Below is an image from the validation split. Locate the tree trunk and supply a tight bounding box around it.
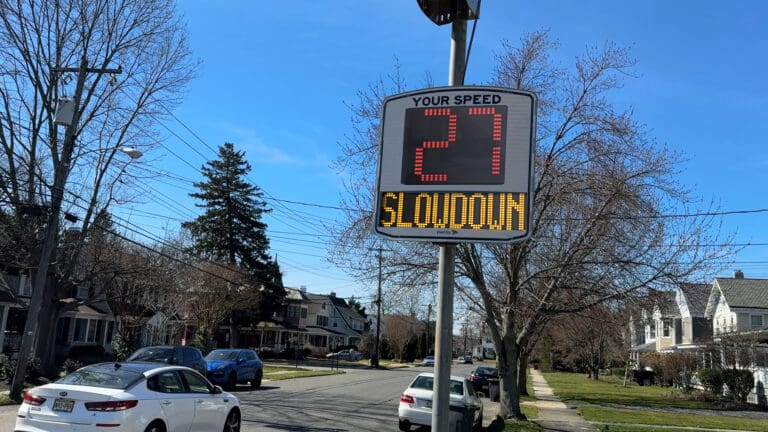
[497,339,526,419]
[518,354,529,396]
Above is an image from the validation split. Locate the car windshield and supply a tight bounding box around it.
[57,365,143,389]
[478,367,498,376]
[410,376,464,395]
[206,350,239,361]
[128,347,173,362]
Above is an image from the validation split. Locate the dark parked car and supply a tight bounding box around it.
[468,366,499,395]
[205,348,264,390]
[126,345,207,375]
[630,368,656,386]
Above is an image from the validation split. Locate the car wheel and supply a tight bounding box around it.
[223,408,241,432]
[251,370,262,389]
[398,419,410,431]
[144,420,166,432]
[226,372,237,391]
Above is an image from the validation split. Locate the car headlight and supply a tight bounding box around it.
[216,364,229,371]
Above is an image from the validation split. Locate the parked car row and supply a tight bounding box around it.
[15,362,241,432]
[15,344,268,431]
[125,345,264,390]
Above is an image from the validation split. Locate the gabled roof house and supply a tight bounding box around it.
[705,271,768,337]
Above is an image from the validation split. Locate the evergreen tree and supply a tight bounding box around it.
[183,142,284,319]
[184,144,275,276]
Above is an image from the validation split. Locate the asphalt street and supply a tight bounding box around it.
[0,362,486,432]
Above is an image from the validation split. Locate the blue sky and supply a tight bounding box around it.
[116,1,768,302]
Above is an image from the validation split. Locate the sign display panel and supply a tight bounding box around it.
[374,86,535,242]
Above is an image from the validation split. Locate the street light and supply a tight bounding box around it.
[119,146,142,159]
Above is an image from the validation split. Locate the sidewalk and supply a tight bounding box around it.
[528,368,595,432]
[0,403,17,432]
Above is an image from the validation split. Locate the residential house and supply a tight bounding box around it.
[305,292,364,352]
[704,271,768,404]
[704,272,768,337]
[0,270,118,360]
[630,283,712,361]
[243,287,366,354]
[247,286,310,350]
[0,271,20,354]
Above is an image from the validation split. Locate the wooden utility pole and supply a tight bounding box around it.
[10,58,121,400]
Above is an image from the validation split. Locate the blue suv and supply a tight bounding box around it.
[205,348,264,390]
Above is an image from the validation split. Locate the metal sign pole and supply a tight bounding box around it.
[431,17,466,432]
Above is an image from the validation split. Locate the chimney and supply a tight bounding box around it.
[734,269,745,279]
[299,285,307,293]
[329,291,336,298]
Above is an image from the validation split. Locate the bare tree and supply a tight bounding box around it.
[180,261,257,354]
[0,0,197,399]
[548,305,626,380]
[383,314,419,361]
[331,30,732,419]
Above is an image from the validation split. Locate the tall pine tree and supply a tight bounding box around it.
[183,142,284,325]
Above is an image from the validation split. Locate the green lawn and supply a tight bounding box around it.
[542,372,768,431]
[541,372,710,409]
[263,365,344,380]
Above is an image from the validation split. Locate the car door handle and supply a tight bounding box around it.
[161,400,172,406]
[196,399,204,404]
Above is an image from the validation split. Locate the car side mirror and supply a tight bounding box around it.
[237,359,245,364]
[212,385,223,394]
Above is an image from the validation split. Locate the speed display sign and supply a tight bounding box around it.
[374,86,536,242]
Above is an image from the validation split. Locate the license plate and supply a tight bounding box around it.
[52,398,74,412]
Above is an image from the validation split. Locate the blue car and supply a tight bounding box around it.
[205,348,264,390]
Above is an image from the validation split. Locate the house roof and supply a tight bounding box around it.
[678,283,710,317]
[284,287,308,301]
[713,277,768,310]
[647,290,678,319]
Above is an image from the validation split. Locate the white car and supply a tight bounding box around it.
[15,362,241,432]
[398,372,483,431]
[421,356,435,366]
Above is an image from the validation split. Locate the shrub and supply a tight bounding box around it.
[60,358,83,376]
[0,355,42,384]
[723,368,754,403]
[111,334,136,361]
[698,368,724,397]
[191,330,215,355]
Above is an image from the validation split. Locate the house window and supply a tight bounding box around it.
[56,318,71,344]
[751,314,764,329]
[87,320,98,342]
[73,318,103,343]
[106,322,114,344]
[301,308,307,318]
[317,315,329,327]
[649,323,656,339]
[74,318,87,342]
[662,319,672,338]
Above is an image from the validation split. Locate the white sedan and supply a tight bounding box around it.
[15,362,241,432]
[398,372,483,431]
